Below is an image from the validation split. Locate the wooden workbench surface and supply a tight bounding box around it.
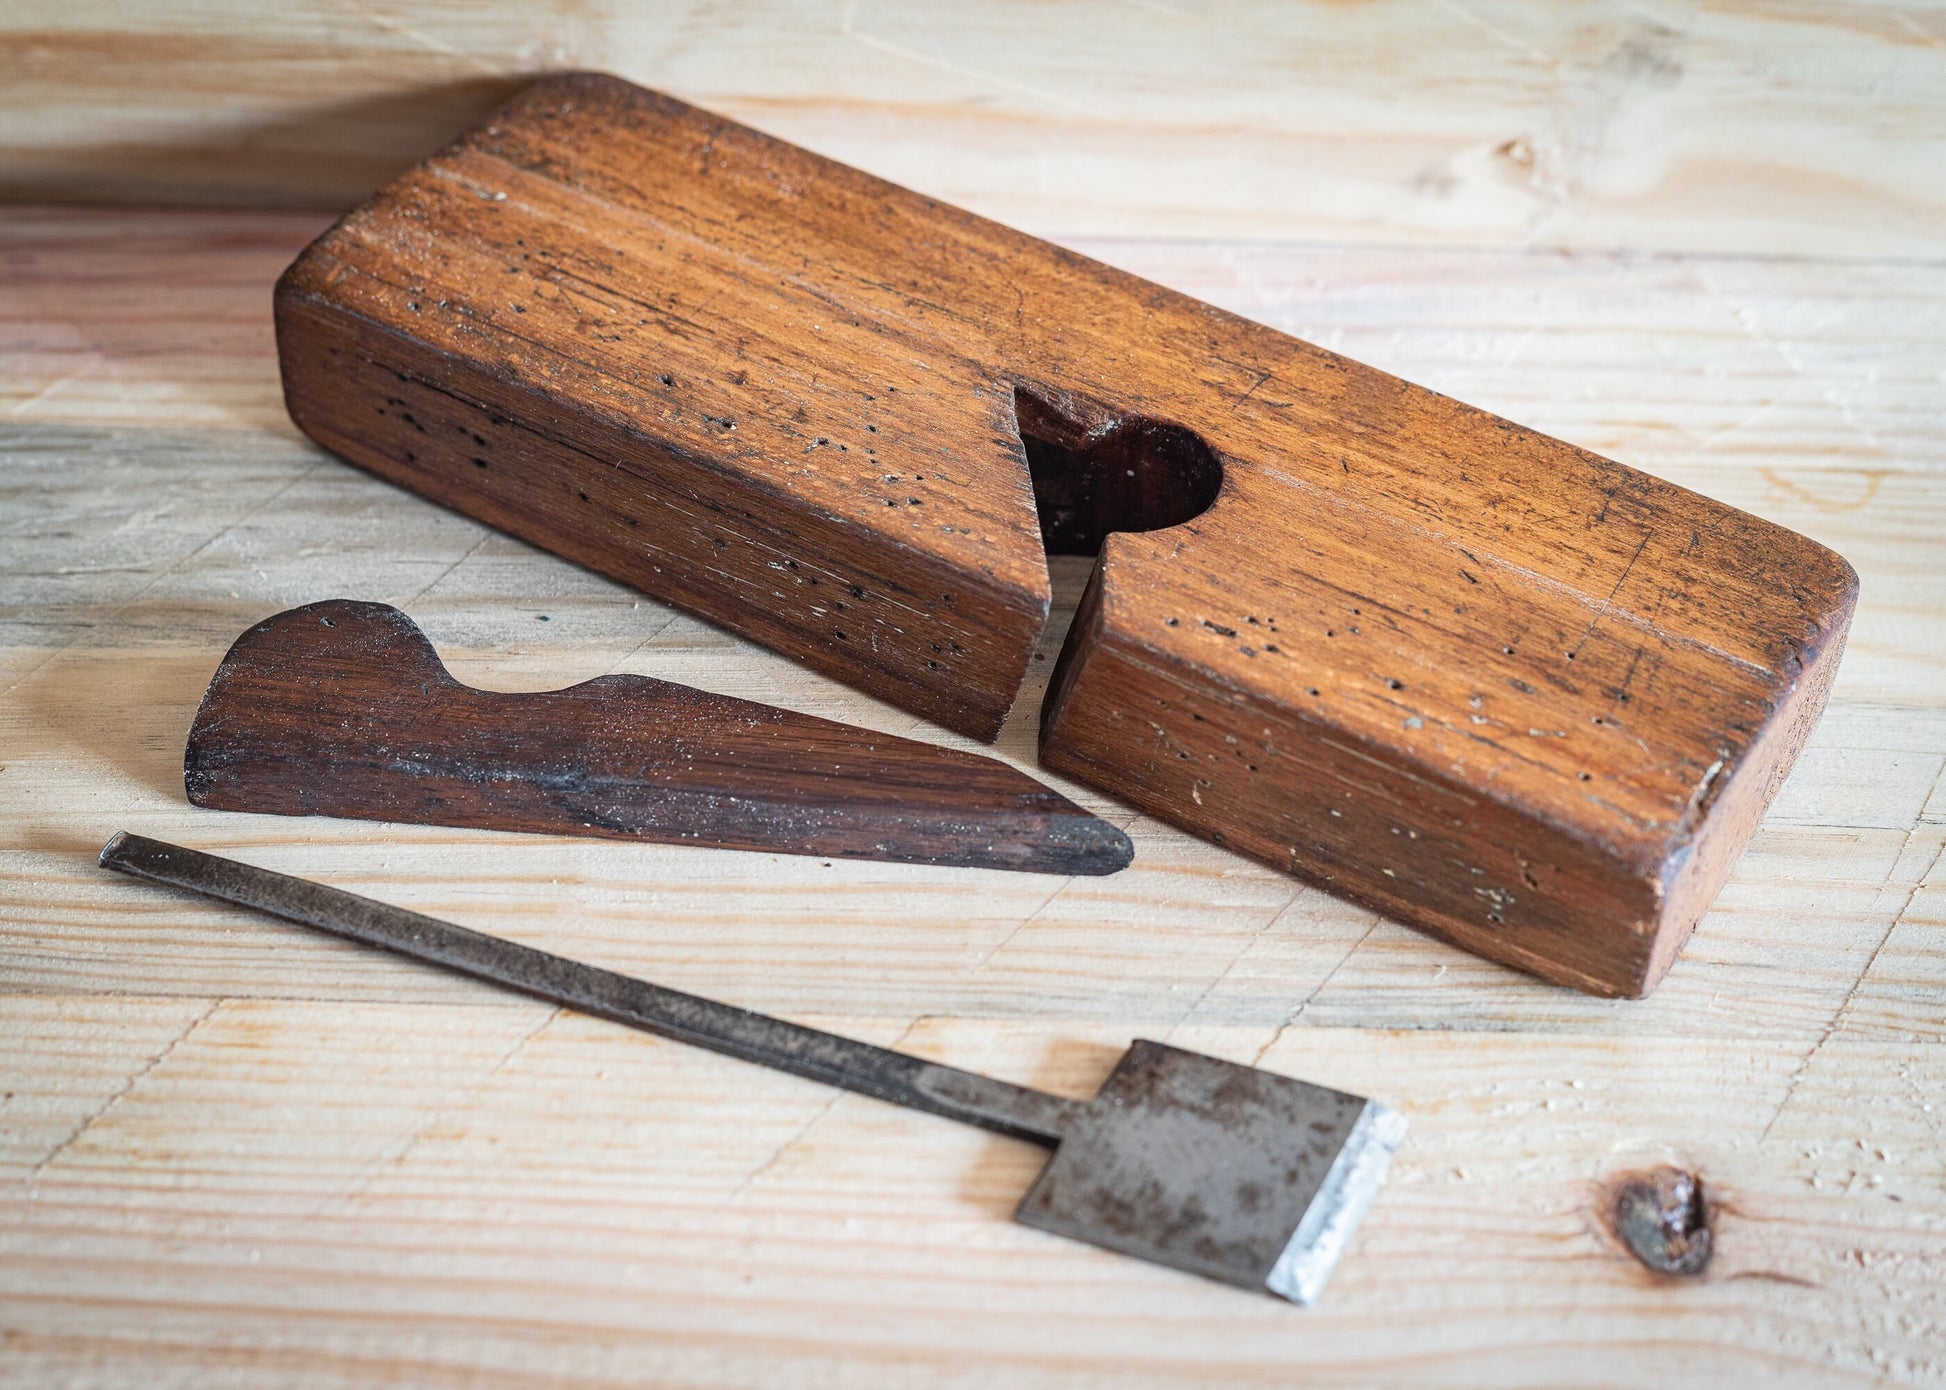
[3,7,1943,1384]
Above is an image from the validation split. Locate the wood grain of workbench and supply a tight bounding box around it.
[5,2,1944,259]
[3,9,1945,1380]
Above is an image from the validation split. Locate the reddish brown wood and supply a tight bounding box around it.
[273,74,1856,995]
[184,601,1131,875]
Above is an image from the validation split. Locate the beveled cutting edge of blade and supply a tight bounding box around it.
[1265,1100,1407,1305]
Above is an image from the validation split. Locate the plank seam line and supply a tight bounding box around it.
[1759,823,1946,1145]
[973,878,1075,970]
[308,1003,562,1216]
[1158,881,1312,1044]
[1249,911,1384,1067]
[397,529,495,609]
[590,608,691,680]
[7,368,84,420]
[728,1012,930,1198]
[22,996,223,1191]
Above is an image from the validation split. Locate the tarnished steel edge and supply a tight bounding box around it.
[1266,1101,1408,1305]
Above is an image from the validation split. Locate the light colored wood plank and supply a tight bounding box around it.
[1824,834,1946,1045]
[5,1005,1942,1387]
[0,209,319,431]
[3,3,1944,258]
[4,203,1944,1384]
[0,995,218,1181]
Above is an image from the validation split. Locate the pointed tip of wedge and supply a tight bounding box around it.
[1054,813,1134,876]
[893,806,1131,876]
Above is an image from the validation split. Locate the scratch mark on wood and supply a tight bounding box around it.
[311,1004,560,1215]
[23,997,222,1189]
[1248,911,1382,1066]
[728,1015,929,1199]
[1567,529,1651,662]
[1762,831,1946,1144]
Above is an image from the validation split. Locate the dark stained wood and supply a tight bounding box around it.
[274,74,1857,996]
[184,601,1132,876]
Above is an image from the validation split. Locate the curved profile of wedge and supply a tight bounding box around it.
[273,73,1855,994]
[185,601,1131,876]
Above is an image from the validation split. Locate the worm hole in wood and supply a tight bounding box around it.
[1013,386,1222,557]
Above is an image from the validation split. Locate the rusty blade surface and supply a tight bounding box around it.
[185,601,1132,875]
[99,832,1401,1303]
[1016,1039,1405,1306]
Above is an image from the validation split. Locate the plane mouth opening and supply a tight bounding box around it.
[1013,386,1223,557]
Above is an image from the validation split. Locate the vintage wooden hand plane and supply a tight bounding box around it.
[274,73,1855,997]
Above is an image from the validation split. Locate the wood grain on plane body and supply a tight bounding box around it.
[275,74,1856,996]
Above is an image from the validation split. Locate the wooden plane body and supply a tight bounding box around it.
[275,74,1855,995]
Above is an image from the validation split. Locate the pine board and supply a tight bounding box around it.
[3,2,1945,259]
[2,193,1943,1386]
